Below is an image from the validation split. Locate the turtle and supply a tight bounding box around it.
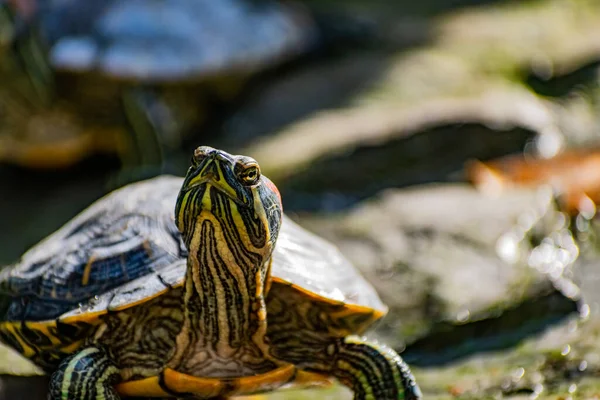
[0,0,317,171]
[0,146,422,400]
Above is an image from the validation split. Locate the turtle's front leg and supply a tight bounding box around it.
[49,346,122,400]
[331,335,421,400]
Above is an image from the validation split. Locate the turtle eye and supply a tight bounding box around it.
[235,160,261,186]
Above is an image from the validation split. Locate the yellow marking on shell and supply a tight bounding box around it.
[1,322,36,358]
[61,278,381,328]
[271,278,387,318]
[160,364,296,397]
[0,320,87,359]
[60,275,382,328]
[116,376,171,397]
[60,310,109,325]
[62,340,85,354]
[81,255,96,286]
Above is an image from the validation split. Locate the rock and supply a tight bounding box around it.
[271,122,535,211]
[571,218,600,311]
[412,313,600,399]
[0,343,41,376]
[295,183,578,362]
[211,0,600,211]
[0,344,45,400]
[231,68,549,190]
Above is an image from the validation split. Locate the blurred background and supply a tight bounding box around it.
[2,0,600,398]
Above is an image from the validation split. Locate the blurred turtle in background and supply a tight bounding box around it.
[0,0,318,177]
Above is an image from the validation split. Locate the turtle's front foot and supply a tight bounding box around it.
[49,346,121,400]
[333,336,421,400]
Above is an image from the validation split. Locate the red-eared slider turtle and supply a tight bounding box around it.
[0,146,421,399]
[0,0,316,170]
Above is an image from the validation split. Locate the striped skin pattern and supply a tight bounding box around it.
[49,346,121,400]
[92,289,184,380]
[335,337,422,400]
[266,283,422,400]
[169,147,283,377]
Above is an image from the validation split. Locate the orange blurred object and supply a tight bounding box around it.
[447,384,465,396]
[466,150,600,216]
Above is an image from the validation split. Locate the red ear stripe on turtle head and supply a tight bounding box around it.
[264,178,282,212]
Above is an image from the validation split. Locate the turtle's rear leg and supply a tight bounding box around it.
[49,346,121,400]
[272,334,421,400]
[332,336,421,400]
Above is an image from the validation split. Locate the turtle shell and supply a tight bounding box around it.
[0,176,385,324]
[0,176,185,321]
[0,175,386,372]
[11,0,317,81]
[0,0,318,169]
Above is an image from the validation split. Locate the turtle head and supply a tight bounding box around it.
[175,146,283,262]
